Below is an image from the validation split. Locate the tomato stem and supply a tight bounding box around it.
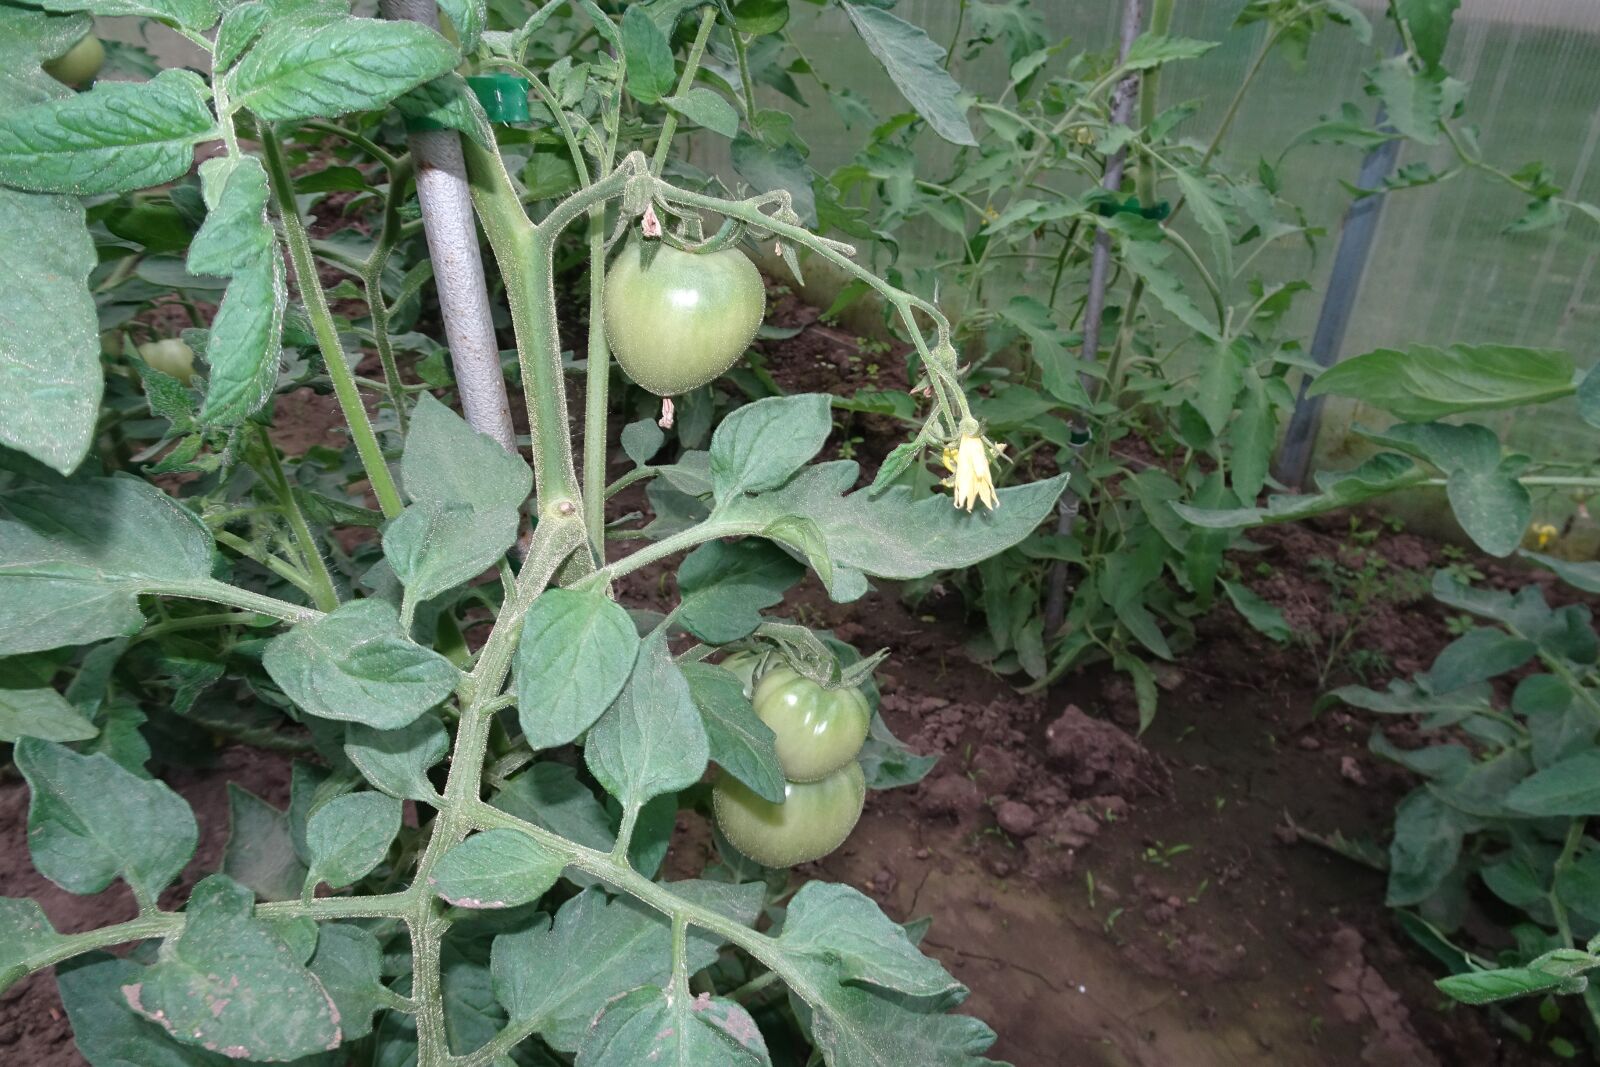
[260,126,406,520]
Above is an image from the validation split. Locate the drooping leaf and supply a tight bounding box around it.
[124,875,341,1061]
[779,882,961,1000]
[676,539,804,643]
[308,923,387,1042]
[187,154,273,277]
[431,829,566,909]
[223,784,307,903]
[16,737,197,905]
[0,187,101,474]
[0,474,215,654]
[682,661,785,803]
[304,790,402,889]
[491,882,763,1053]
[841,3,975,146]
[228,15,458,122]
[0,686,96,742]
[1425,627,1536,693]
[1309,343,1574,421]
[198,249,286,427]
[35,0,219,31]
[0,69,215,195]
[1219,579,1289,642]
[384,393,532,608]
[1386,791,1464,907]
[718,463,1067,594]
[584,635,709,814]
[263,598,460,729]
[515,587,639,750]
[344,714,449,801]
[395,73,493,149]
[1365,57,1457,144]
[709,393,835,502]
[0,897,62,994]
[1173,453,1422,531]
[577,986,769,1066]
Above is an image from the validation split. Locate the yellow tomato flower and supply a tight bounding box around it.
[1531,522,1558,550]
[943,434,1000,512]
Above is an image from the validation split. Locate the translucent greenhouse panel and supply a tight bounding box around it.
[685,0,1598,538]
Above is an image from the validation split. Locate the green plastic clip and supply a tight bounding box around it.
[467,73,531,125]
[1092,196,1171,221]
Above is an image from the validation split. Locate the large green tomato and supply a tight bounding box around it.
[44,35,104,88]
[753,666,870,782]
[717,650,769,699]
[713,762,865,868]
[601,239,765,396]
[138,339,196,383]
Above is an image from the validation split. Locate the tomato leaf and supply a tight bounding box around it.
[0,69,215,195]
[0,897,62,995]
[515,587,640,750]
[682,662,785,803]
[124,875,342,1061]
[621,5,675,104]
[15,737,198,906]
[842,3,976,147]
[384,393,532,611]
[431,829,565,909]
[227,15,457,122]
[0,687,97,743]
[223,784,307,904]
[344,714,450,801]
[710,393,835,501]
[263,598,460,729]
[1309,343,1575,421]
[676,539,804,644]
[584,635,709,813]
[578,986,769,1066]
[304,791,402,890]
[491,882,762,1053]
[0,188,101,475]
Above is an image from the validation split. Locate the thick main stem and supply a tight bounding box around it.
[260,127,406,520]
[459,141,627,507]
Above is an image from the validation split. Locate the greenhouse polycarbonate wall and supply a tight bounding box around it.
[689,0,1599,530]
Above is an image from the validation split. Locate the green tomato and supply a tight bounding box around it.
[753,666,870,782]
[713,762,865,868]
[717,650,768,699]
[44,35,104,88]
[138,339,196,383]
[601,239,765,397]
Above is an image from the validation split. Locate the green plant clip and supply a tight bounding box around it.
[1092,195,1170,221]
[463,73,532,126]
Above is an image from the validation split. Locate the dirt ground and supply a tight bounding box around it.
[1,269,1583,1065]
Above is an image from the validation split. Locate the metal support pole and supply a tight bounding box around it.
[380,0,518,456]
[1272,94,1404,488]
[1042,0,1145,636]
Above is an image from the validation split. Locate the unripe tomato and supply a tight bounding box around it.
[718,650,768,698]
[713,762,865,868]
[601,239,765,396]
[44,35,104,88]
[139,339,196,383]
[753,666,870,782]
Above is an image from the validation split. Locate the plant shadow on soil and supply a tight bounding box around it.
[0,274,1581,1065]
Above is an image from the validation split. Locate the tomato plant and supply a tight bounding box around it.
[752,665,870,782]
[603,238,766,397]
[0,2,1065,1064]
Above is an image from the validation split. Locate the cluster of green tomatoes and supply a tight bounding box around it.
[714,653,874,868]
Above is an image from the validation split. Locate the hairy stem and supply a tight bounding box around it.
[260,127,405,519]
